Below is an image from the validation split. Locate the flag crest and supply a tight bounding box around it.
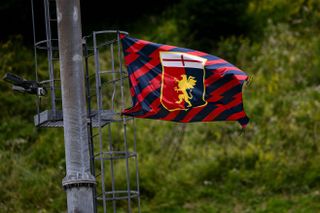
[160,52,207,111]
[120,34,250,127]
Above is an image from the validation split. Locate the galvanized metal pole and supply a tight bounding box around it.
[56,0,96,212]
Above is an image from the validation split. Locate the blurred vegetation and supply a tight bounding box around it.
[1,0,320,212]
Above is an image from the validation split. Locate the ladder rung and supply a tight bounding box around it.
[91,133,99,138]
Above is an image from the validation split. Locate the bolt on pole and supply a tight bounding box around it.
[56,0,96,212]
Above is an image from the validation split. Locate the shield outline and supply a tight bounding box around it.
[159,51,208,111]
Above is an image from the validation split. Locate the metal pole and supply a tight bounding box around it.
[56,0,96,212]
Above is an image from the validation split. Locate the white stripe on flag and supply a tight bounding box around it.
[160,52,207,69]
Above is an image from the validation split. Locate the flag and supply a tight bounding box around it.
[120,34,249,127]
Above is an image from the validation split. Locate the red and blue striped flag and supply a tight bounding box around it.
[120,34,249,127]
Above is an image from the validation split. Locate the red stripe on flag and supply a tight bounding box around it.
[136,75,161,102]
[124,39,152,65]
[124,53,140,66]
[186,51,208,57]
[161,110,180,121]
[132,58,160,79]
[149,98,161,111]
[226,111,246,121]
[137,99,161,118]
[160,45,177,51]
[206,59,228,65]
[129,86,135,97]
[119,34,126,39]
[148,45,176,58]
[131,39,152,48]
[202,93,243,121]
[129,74,139,88]
[122,102,142,114]
[125,41,149,53]
[206,78,240,102]
[215,66,242,72]
[205,67,240,86]
[180,107,204,122]
[234,75,248,81]
[205,73,223,86]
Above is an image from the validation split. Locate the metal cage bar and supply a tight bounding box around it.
[109,43,117,212]
[118,32,132,212]
[93,32,108,212]
[43,0,57,115]
[84,39,98,213]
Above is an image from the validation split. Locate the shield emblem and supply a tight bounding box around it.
[160,52,208,111]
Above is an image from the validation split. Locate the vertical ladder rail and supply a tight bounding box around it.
[111,43,117,111]
[43,0,57,116]
[133,118,141,212]
[84,38,98,213]
[93,32,107,212]
[107,124,117,213]
[109,43,117,213]
[117,31,132,213]
[31,0,41,125]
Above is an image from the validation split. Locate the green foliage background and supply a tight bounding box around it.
[1,0,320,212]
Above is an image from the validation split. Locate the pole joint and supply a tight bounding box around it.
[62,171,96,190]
